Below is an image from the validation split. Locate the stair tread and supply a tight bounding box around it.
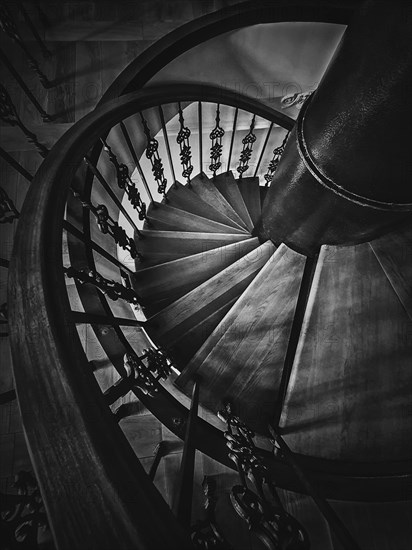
[165,181,248,230]
[134,237,259,302]
[136,231,251,270]
[145,240,275,349]
[236,176,262,226]
[213,172,254,231]
[176,244,306,431]
[168,297,238,370]
[146,202,248,235]
[280,243,412,462]
[369,221,412,320]
[189,173,249,231]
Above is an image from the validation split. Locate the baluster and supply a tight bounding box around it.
[0,146,33,182]
[191,476,231,550]
[101,138,148,222]
[268,425,362,550]
[281,91,313,110]
[264,130,290,187]
[227,107,238,174]
[0,186,20,224]
[198,102,203,175]
[71,188,142,260]
[158,105,177,188]
[125,349,171,396]
[172,379,200,526]
[64,266,141,306]
[237,114,257,178]
[0,84,49,157]
[148,441,169,481]
[254,122,273,177]
[19,3,52,59]
[209,103,224,179]
[140,112,167,199]
[176,102,193,187]
[218,402,310,550]
[0,4,53,88]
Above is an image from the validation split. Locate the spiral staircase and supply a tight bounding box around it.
[1,1,412,550]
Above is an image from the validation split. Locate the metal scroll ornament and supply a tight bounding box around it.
[209,104,225,177]
[264,130,290,187]
[191,476,232,550]
[65,266,141,306]
[140,113,167,197]
[0,470,52,549]
[124,348,172,397]
[0,185,20,224]
[236,114,257,177]
[101,139,147,220]
[218,403,310,550]
[177,102,194,185]
[72,189,141,260]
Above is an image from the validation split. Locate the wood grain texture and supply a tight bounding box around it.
[166,181,248,229]
[281,243,412,461]
[146,241,275,348]
[134,237,258,302]
[237,176,262,226]
[135,230,250,269]
[213,172,254,231]
[190,173,248,231]
[177,243,306,433]
[146,201,247,234]
[369,220,412,321]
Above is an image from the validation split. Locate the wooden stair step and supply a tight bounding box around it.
[189,173,249,231]
[135,231,251,270]
[146,202,248,234]
[145,240,276,349]
[134,237,260,303]
[213,172,254,231]
[280,243,412,462]
[369,221,412,320]
[236,176,262,226]
[176,244,306,432]
[165,181,248,230]
[168,297,238,370]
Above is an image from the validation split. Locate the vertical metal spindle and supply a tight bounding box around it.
[236,114,257,179]
[254,122,273,177]
[158,105,177,188]
[227,107,238,174]
[176,102,194,187]
[172,379,200,526]
[209,103,225,179]
[269,426,362,550]
[0,146,33,182]
[119,121,154,206]
[149,441,169,481]
[198,101,203,175]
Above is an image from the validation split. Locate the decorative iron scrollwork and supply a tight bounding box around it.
[218,402,310,550]
[264,130,290,187]
[101,139,147,221]
[65,266,141,306]
[140,113,167,197]
[237,115,256,177]
[191,477,231,550]
[0,4,52,88]
[124,347,172,397]
[0,186,19,224]
[0,470,51,549]
[0,84,48,157]
[281,92,313,110]
[177,102,194,185]
[209,104,225,177]
[72,189,141,260]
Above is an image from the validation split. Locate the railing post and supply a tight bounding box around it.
[269,425,362,550]
[172,379,200,526]
[149,441,169,481]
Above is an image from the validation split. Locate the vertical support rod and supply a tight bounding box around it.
[0,147,32,182]
[19,3,52,58]
[198,102,202,175]
[268,426,362,550]
[253,122,273,177]
[158,105,177,186]
[172,379,200,526]
[149,441,168,481]
[227,107,238,174]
